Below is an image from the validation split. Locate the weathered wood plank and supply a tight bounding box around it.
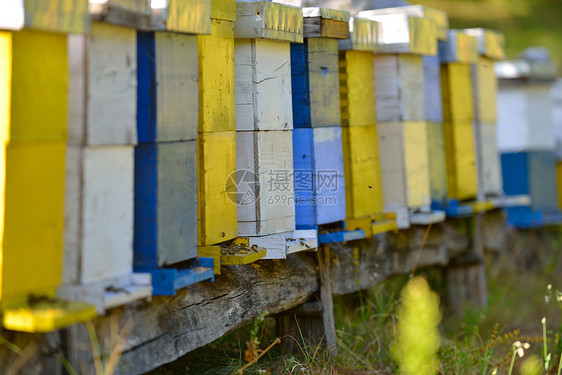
[377,121,431,210]
[1,214,485,374]
[374,54,426,122]
[68,254,319,374]
[137,31,199,142]
[237,130,295,236]
[134,141,198,269]
[234,39,293,131]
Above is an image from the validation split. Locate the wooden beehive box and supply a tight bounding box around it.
[497,82,555,153]
[198,18,236,132]
[443,120,478,200]
[1,31,65,302]
[291,38,341,127]
[440,62,475,123]
[198,131,238,245]
[356,11,437,55]
[0,30,99,331]
[339,48,377,127]
[341,126,383,219]
[293,126,346,227]
[377,121,431,210]
[150,0,212,34]
[68,22,137,145]
[60,23,152,313]
[234,39,293,131]
[374,54,426,122]
[501,151,559,212]
[134,141,198,269]
[2,141,66,310]
[137,31,199,142]
[471,54,503,198]
[0,0,88,33]
[237,130,295,236]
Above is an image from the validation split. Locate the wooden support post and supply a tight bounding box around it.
[277,246,337,355]
[446,215,488,312]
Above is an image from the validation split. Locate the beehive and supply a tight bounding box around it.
[68,22,137,145]
[234,39,293,131]
[198,19,235,132]
[137,31,199,142]
[497,82,555,152]
[471,55,503,198]
[291,37,341,128]
[501,151,558,212]
[293,127,346,227]
[197,131,237,245]
[377,122,431,209]
[134,141,198,269]
[441,62,478,200]
[63,145,135,285]
[374,54,426,122]
[237,130,295,236]
[197,1,238,247]
[341,126,383,218]
[339,49,376,127]
[60,24,152,312]
[443,120,478,200]
[0,30,67,310]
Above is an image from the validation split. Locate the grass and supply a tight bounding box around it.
[147,227,562,374]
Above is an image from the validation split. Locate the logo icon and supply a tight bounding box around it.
[226,169,260,206]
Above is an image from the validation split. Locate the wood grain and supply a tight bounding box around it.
[11,30,67,142]
[63,145,134,286]
[197,131,237,245]
[342,126,384,219]
[198,20,235,132]
[134,141,198,270]
[137,31,199,143]
[374,54,425,122]
[3,141,66,309]
[236,130,295,236]
[339,50,376,127]
[234,39,293,131]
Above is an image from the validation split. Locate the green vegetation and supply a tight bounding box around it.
[148,229,562,374]
[415,0,562,72]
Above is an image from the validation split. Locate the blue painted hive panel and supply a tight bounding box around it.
[137,31,199,143]
[293,126,346,227]
[423,54,443,124]
[501,151,559,211]
[134,141,198,270]
[290,38,341,128]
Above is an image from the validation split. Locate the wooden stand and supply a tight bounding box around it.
[276,246,336,355]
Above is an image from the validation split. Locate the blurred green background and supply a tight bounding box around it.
[415,0,562,72]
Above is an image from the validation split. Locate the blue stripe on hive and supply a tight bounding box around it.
[137,32,157,143]
[290,42,312,128]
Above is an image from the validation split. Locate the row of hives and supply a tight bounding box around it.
[0,0,556,333]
